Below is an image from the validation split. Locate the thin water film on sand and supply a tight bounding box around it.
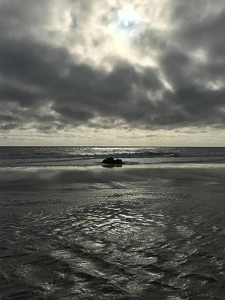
[0,167,225,299]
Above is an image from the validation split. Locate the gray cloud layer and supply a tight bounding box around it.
[0,0,225,134]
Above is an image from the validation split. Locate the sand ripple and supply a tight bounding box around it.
[0,190,225,300]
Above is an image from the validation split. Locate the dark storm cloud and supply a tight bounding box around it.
[171,0,225,69]
[0,83,44,107]
[1,0,225,133]
[0,113,20,131]
[0,38,70,88]
[0,34,164,130]
[159,49,193,89]
[172,1,225,49]
[54,106,94,124]
[0,35,225,132]
[157,87,225,129]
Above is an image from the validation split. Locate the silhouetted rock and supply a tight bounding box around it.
[102,157,123,165]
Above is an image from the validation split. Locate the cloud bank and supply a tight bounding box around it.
[0,0,225,145]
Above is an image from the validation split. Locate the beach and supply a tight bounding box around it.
[0,164,225,299]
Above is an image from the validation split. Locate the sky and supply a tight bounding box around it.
[1,0,225,146]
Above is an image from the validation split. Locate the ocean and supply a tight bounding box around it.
[1,146,225,167]
[0,147,225,299]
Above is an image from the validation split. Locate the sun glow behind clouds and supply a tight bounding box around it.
[45,0,173,70]
[118,9,138,26]
[106,0,173,67]
[115,8,141,40]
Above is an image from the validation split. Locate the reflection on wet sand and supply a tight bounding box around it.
[0,166,225,299]
[102,164,123,168]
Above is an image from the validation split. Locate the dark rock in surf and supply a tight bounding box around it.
[102,157,123,165]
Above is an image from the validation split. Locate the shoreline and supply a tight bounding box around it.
[1,163,225,184]
[1,163,225,203]
[1,161,225,169]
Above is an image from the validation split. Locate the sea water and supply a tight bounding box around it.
[1,146,225,167]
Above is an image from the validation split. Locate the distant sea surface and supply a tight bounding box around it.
[1,146,225,167]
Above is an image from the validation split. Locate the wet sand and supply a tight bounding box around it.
[0,164,225,299]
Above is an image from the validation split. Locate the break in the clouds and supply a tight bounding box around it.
[1,0,225,145]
